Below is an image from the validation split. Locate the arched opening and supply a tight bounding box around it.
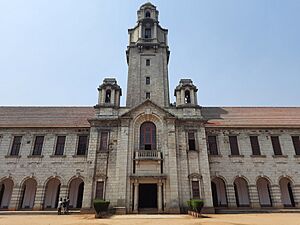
[43,178,61,209]
[19,178,37,209]
[234,177,250,207]
[68,178,84,209]
[145,11,151,18]
[184,90,191,103]
[211,178,228,207]
[105,89,111,103]
[140,122,156,150]
[279,177,295,207]
[257,177,272,207]
[0,178,14,209]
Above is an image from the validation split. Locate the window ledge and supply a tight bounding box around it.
[250,155,267,158]
[187,149,198,152]
[208,154,222,157]
[72,155,87,158]
[5,155,21,158]
[272,155,288,158]
[228,155,244,158]
[27,155,44,158]
[50,155,66,158]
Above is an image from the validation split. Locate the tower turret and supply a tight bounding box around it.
[174,79,199,107]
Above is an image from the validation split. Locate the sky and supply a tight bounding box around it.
[0,0,299,107]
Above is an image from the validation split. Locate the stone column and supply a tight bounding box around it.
[190,89,195,104]
[181,89,185,104]
[59,185,68,200]
[153,22,157,39]
[33,185,44,210]
[248,184,260,208]
[133,182,139,213]
[166,119,180,213]
[157,181,163,213]
[226,184,237,207]
[271,185,283,208]
[111,89,115,105]
[81,127,98,212]
[138,23,142,39]
[8,185,21,210]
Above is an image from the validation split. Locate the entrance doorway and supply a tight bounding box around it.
[139,184,157,209]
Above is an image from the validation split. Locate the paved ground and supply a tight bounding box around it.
[0,213,300,225]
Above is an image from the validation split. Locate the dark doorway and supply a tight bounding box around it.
[211,182,218,207]
[288,182,295,207]
[0,184,5,207]
[76,182,84,208]
[139,184,157,208]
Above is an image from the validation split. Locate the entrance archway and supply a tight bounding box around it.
[19,178,37,209]
[138,184,157,209]
[234,177,250,207]
[257,177,272,207]
[43,178,61,209]
[279,177,295,207]
[68,178,84,209]
[0,178,14,209]
[211,177,227,207]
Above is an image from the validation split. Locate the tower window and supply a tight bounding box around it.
[145,11,151,18]
[105,90,111,103]
[184,90,191,103]
[188,132,196,150]
[32,136,44,155]
[145,28,151,38]
[146,77,150,85]
[146,92,150,99]
[140,122,156,150]
[146,59,150,66]
[250,136,261,155]
[54,136,66,155]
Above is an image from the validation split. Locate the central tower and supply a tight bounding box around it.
[126,3,170,108]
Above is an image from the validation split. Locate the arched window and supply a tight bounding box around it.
[140,122,156,150]
[105,90,111,103]
[185,90,191,103]
[144,28,151,38]
[145,11,151,18]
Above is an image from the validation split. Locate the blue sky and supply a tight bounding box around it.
[0,0,299,106]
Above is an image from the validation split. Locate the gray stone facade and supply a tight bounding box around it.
[0,3,300,214]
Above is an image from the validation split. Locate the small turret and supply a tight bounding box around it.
[97,78,122,107]
[174,79,198,107]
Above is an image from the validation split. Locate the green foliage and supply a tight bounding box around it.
[93,199,110,214]
[188,199,204,213]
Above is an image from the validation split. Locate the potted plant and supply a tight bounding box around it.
[93,199,110,218]
[190,199,204,213]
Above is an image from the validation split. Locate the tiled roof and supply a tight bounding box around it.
[202,107,300,128]
[0,107,94,128]
[0,106,299,128]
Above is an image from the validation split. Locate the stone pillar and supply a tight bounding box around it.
[271,185,283,208]
[294,185,300,208]
[181,89,185,105]
[190,89,195,104]
[33,185,44,210]
[248,184,260,208]
[115,119,130,213]
[81,127,98,212]
[154,22,157,39]
[8,185,20,210]
[138,23,142,39]
[226,184,237,207]
[133,182,139,213]
[157,181,163,213]
[166,119,180,213]
[198,127,214,213]
[111,89,115,105]
[59,185,68,200]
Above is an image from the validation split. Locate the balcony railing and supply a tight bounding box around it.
[135,150,161,160]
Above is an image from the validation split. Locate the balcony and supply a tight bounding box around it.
[134,150,162,160]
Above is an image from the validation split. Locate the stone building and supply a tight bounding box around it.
[0,2,300,214]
